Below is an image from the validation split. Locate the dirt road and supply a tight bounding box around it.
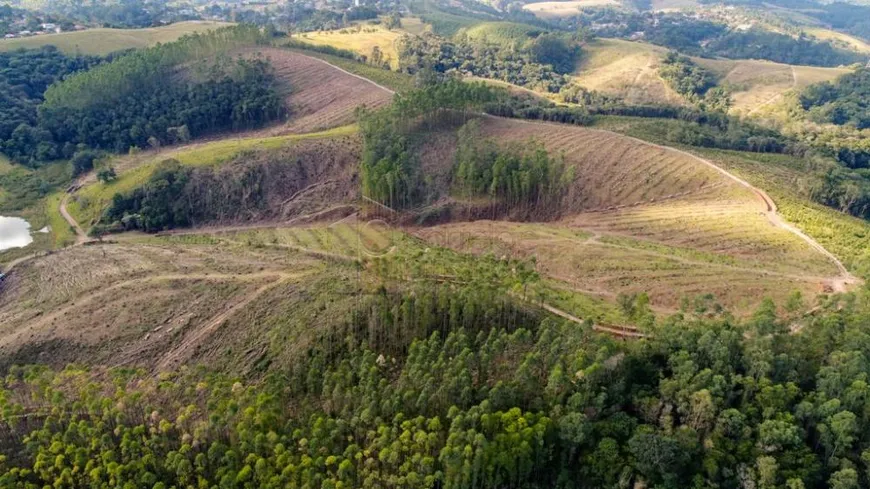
[60,193,90,245]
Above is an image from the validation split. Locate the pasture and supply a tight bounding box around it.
[0,21,232,55]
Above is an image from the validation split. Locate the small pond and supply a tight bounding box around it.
[0,216,33,251]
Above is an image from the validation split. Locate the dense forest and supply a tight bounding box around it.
[0,26,285,166]
[0,278,869,488]
[800,68,870,131]
[453,119,572,215]
[0,47,103,166]
[398,30,580,93]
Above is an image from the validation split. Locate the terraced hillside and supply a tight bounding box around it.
[252,48,394,133]
[416,116,855,314]
[0,21,232,55]
[572,39,684,105]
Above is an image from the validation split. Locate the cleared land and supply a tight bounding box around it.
[67,125,358,230]
[523,0,620,19]
[294,25,402,69]
[416,116,851,314]
[0,21,232,55]
[573,39,685,105]
[694,58,850,116]
[255,48,394,133]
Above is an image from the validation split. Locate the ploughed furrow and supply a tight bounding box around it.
[478,118,723,212]
[237,47,392,134]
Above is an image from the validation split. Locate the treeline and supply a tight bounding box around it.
[454,119,572,215]
[398,30,580,93]
[0,46,103,166]
[3,26,284,165]
[358,81,500,209]
[800,68,870,130]
[2,281,870,488]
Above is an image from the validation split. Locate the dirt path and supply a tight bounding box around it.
[155,272,302,371]
[298,53,397,96]
[746,65,797,117]
[1,272,289,349]
[60,193,90,245]
[490,115,859,289]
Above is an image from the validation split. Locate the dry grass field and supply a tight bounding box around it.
[804,27,870,54]
[0,21,232,55]
[523,0,621,19]
[695,58,850,116]
[293,25,402,69]
[572,39,685,105]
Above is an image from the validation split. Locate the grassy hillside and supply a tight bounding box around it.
[0,21,232,55]
[460,21,544,47]
[804,27,870,54]
[572,38,684,105]
[591,115,870,278]
[293,25,402,69]
[693,57,850,117]
[67,126,356,230]
[522,0,621,19]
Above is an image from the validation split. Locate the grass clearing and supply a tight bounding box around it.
[0,21,232,55]
[573,39,683,105]
[523,0,620,19]
[460,22,544,47]
[294,25,402,69]
[68,125,357,229]
[804,27,870,54]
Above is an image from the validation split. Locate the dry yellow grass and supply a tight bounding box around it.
[522,0,619,19]
[573,39,685,105]
[294,25,402,69]
[694,58,849,117]
[804,27,870,54]
[0,21,232,55]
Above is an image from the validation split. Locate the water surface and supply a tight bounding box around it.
[0,216,33,251]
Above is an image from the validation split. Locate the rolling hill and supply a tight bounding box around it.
[0,45,864,375]
[0,21,232,55]
[572,38,685,105]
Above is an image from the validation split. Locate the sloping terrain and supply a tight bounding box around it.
[572,39,685,105]
[694,57,850,116]
[415,116,852,313]
[523,0,621,19]
[293,26,402,68]
[253,48,394,133]
[0,21,232,55]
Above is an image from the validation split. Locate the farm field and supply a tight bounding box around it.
[572,39,684,105]
[293,25,402,69]
[0,21,232,55]
[523,0,621,19]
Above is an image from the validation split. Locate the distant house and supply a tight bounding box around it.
[18,30,31,36]
[3,34,15,39]
[40,23,56,30]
